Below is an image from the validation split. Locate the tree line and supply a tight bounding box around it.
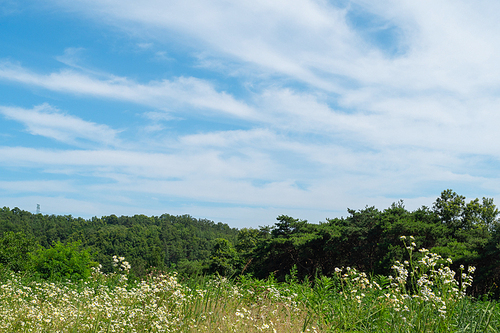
[0,210,238,277]
[1,189,500,297]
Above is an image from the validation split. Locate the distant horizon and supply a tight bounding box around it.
[2,1,499,229]
[2,188,491,228]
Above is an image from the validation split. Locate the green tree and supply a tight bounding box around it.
[29,241,96,281]
[207,238,240,277]
[463,197,499,230]
[0,231,37,273]
[271,215,307,238]
[433,189,466,229]
[433,189,499,232]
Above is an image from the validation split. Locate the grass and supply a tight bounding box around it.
[0,238,499,332]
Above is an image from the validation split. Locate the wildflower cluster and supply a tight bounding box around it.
[382,236,476,322]
[334,266,382,304]
[112,255,131,273]
[0,239,491,332]
[191,275,304,332]
[2,253,320,333]
[0,272,188,332]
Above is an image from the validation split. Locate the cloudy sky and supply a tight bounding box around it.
[1,0,499,228]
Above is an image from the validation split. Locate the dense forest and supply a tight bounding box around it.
[1,189,500,298]
[0,211,238,277]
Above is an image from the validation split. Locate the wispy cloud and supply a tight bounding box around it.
[0,61,255,119]
[40,1,500,155]
[55,47,87,69]
[2,0,500,226]
[0,104,120,146]
[50,0,500,92]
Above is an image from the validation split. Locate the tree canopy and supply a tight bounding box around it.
[1,189,499,297]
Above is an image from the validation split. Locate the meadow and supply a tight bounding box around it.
[1,237,498,333]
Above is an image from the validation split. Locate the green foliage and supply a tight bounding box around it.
[0,231,37,273]
[434,189,467,229]
[0,233,500,332]
[0,209,238,277]
[207,238,241,277]
[2,189,500,299]
[237,190,499,297]
[271,215,307,238]
[29,241,96,281]
[433,190,499,233]
[176,259,206,278]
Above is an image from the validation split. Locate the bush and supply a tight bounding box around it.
[29,241,97,281]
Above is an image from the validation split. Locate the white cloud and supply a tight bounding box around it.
[0,131,497,226]
[3,0,500,226]
[55,47,87,69]
[0,61,255,119]
[49,0,364,91]
[0,104,120,146]
[0,145,276,180]
[39,1,500,152]
[47,0,500,96]
[179,128,275,148]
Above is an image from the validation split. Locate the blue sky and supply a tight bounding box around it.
[1,0,500,228]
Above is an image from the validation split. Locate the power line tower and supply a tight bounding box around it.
[36,204,40,215]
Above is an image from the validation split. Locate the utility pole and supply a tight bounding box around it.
[36,204,40,215]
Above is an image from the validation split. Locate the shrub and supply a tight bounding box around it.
[29,241,97,281]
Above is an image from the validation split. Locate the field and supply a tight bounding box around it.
[1,240,499,333]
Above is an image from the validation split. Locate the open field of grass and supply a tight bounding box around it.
[1,239,499,332]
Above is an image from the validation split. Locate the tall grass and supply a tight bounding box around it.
[0,238,498,332]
